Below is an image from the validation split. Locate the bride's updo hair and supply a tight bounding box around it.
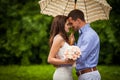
[49,15,68,47]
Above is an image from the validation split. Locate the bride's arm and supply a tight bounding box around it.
[47,35,74,65]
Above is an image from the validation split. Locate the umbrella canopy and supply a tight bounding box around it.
[38,0,112,23]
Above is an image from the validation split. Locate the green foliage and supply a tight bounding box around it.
[91,20,115,65]
[0,0,120,65]
[0,0,52,65]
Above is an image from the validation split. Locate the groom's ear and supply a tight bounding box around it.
[76,18,81,23]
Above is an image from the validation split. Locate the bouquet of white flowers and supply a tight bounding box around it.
[64,46,81,61]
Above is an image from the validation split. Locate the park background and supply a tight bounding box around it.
[0,0,120,80]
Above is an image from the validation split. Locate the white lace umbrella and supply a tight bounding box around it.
[38,0,112,23]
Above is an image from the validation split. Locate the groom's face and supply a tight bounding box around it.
[68,17,79,31]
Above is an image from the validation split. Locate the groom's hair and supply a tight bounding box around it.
[68,9,85,22]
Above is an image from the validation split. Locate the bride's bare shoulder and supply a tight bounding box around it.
[54,34,64,41]
[52,34,65,47]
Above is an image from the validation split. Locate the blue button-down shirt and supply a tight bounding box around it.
[76,24,100,71]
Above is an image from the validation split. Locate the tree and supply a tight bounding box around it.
[91,0,120,65]
[0,0,52,65]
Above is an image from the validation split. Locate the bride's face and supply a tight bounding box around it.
[65,20,71,32]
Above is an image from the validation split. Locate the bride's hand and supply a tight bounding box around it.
[65,58,75,64]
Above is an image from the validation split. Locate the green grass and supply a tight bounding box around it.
[0,65,120,80]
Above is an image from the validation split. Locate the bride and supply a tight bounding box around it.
[48,15,75,80]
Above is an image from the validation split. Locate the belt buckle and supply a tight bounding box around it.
[79,70,81,75]
[91,68,94,71]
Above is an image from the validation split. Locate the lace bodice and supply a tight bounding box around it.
[57,42,70,60]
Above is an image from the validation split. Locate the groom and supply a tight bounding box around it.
[67,9,101,80]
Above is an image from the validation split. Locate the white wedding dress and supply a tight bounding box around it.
[53,42,73,80]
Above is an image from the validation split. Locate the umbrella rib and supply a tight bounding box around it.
[41,0,51,13]
[83,0,88,23]
[99,3,108,19]
[63,0,69,15]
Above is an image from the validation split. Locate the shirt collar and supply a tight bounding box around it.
[79,23,90,34]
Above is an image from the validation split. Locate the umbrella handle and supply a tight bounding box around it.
[75,0,77,4]
[74,0,77,9]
